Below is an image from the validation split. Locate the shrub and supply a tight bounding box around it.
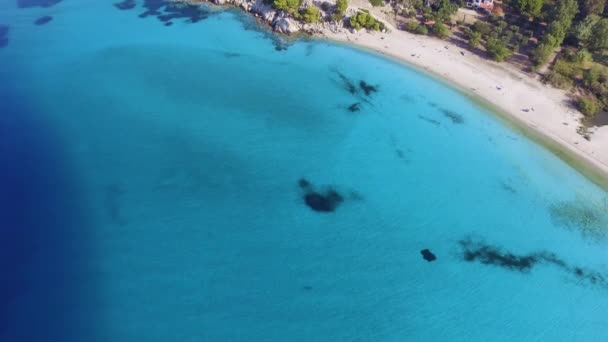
[330,0,348,20]
[554,59,579,77]
[406,21,420,32]
[273,0,301,13]
[577,96,600,116]
[573,49,593,64]
[432,21,450,39]
[369,0,384,6]
[349,12,384,31]
[469,31,482,48]
[415,25,429,35]
[486,38,512,62]
[301,6,320,23]
[473,21,492,36]
[335,0,348,15]
[546,72,574,89]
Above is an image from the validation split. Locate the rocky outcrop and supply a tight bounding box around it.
[272,13,300,34]
[251,0,277,22]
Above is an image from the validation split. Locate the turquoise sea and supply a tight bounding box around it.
[1,1,608,341]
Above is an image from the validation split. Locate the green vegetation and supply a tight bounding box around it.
[369,0,384,6]
[531,0,579,67]
[486,37,512,62]
[273,0,301,14]
[332,0,348,20]
[432,0,457,22]
[580,0,606,16]
[301,6,320,23]
[431,21,449,39]
[590,18,608,51]
[405,20,420,32]
[349,11,385,31]
[468,31,481,48]
[415,24,429,35]
[578,96,601,116]
[514,0,544,17]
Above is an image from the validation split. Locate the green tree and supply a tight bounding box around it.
[574,14,600,46]
[432,21,450,39]
[469,31,482,48]
[273,0,301,13]
[589,19,608,51]
[578,96,600,116]
[486,37,512,62]
[580,0,606,16]
[335,0,348,14]
[473,21,492,36]
[332,0,348,20]
[515,0,544,17]
[415,25,429,35]
[531,0,578,66]
[349,12,384,31]
[434,0,457,21]
[406,21,420,32]
[302,6,320,23]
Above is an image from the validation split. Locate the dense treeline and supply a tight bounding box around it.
[397,0,608,116]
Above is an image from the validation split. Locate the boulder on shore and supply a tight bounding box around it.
[273,16,300,34]
[251,0,276,22]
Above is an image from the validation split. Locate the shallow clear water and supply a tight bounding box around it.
[1,1,608,341]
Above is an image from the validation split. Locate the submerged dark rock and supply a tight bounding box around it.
[298,178,311,190]
[359,81,378,96]
[440,109,465,124]
[164,21,173,26]
[421,249,437,262]
[114,0,136,10]
[418,115,440,126]
[0,25,9,48]
[125,0,212,24]
[335,71,357,94]
[34,16,53,26]
[347,102,361,112]
[298,179,347,213]
[458,237,608,289]
[305,190,344,213]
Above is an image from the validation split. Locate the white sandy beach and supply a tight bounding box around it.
[317,11,608,184]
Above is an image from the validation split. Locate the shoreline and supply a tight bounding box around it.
[176,0,608,190]
[317,27,608,190]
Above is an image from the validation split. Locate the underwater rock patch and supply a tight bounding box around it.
[549,198,608,239]
[127,0,212,24]
[114,0,136,10]
[347,102,361,113]
[304,190,343,213]
[359,81,378,96]
[421,249,437,262]
[440,109,465,124]
[34,16,53,26]
[334,70,357,95]
[298,178,346,213]
[0,25,8,48]
[417,115,440,126]
[17,0,61,8]
[458,237,608,289]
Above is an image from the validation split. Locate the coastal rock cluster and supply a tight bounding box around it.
[179,0,342,34]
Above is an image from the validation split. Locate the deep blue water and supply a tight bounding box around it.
[1,1,608,341]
